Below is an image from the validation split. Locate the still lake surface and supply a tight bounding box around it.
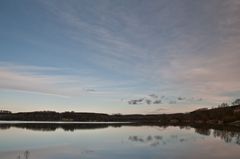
[0,123,240,159]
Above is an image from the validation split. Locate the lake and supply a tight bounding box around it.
[0,123,240,159]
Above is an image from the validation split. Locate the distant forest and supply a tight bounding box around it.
[0,99,240,125]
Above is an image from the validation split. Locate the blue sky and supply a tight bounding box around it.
[0,0,240,114]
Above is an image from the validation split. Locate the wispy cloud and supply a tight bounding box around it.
[0,62,147,101]
[0,64,80,97]
[1,0,240,113]
[40,0,240,106]
[0,63,132,98]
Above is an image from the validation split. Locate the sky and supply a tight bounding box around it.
[0,0,240,114]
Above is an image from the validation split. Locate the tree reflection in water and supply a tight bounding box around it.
[213,129,240,145]
[193,126,240,145]
[16,150,30,159]
[128,126,240,147]
[195,127,211,136]
[0,123,239,147]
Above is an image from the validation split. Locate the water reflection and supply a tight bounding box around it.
[128,134,194,147]
[128,135,163,147]
[213,129,240,145]
[128,125,240,146]
[1,123,240,146]
[14,149,94,159]
[16,150,30,159]
[1,123,240,159]
[192,126,240,145]
[195,127,211,136]
[0,123,122,131]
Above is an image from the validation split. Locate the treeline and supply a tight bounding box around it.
[0,99,240,125]
[163,105,240,124]
[0,111,170,122]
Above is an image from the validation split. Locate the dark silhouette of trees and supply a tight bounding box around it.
[232,99,240,106]
[218,103,229,108]
[0,98,240,125]
[0,110,11,114]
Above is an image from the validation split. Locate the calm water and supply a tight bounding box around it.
[0,123,240,159]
